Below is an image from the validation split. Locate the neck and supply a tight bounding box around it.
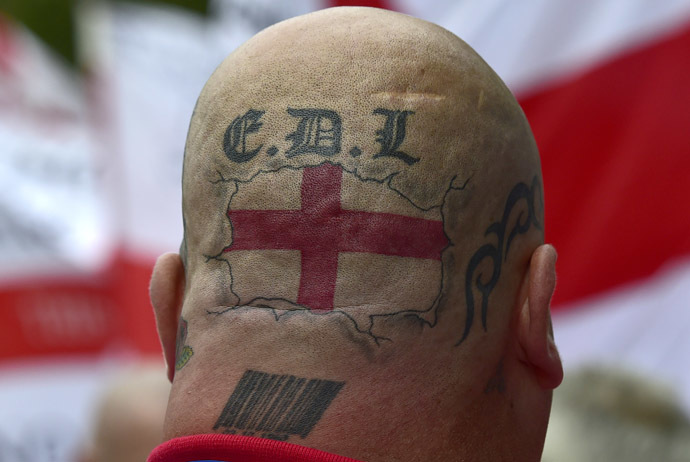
[164,303,544,461]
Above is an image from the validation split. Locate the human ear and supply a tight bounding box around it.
[149,253,186,383]
[518,244,564,389]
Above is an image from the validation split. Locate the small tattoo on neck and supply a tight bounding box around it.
[484,359,506,394]
[175,317,194,371]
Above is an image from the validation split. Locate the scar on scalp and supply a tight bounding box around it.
[477,89,485,111]
[373,91,445,102]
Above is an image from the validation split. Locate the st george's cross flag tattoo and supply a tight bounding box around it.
[210,160,454,343]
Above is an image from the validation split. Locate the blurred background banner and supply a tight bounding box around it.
[0,0,689,460]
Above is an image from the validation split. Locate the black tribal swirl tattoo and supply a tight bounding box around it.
[458,176,543,345]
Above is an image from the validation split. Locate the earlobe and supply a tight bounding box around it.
[150,253,186,383]
[518,244,564,389]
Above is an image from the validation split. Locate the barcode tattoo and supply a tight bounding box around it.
[214,370,345,441]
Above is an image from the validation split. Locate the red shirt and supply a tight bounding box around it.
[147,434,364,462]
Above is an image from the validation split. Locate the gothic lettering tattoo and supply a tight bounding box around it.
[220,106,417,164]
[214,370,345,441]
[223,109,265,163]
[373,108,418,165]
[285,108,342,157]
[175,317,194,371]
[459,177,543,345]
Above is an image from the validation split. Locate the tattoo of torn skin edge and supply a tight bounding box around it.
[214,370,345,441]
[175,317,194,371]
[204,161,471,347]
[459,176,543,345]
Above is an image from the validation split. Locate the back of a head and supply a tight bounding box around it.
[150,7,563,462]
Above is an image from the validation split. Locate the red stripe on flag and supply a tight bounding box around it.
[519,21,690,307]
[299,164,342,309]
[0,253,160,362]
[225,163,447,310]
[0,281,116,361]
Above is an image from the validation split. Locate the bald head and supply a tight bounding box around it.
[151,7,561,462]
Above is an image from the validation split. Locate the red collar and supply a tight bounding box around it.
[147,434,364,462]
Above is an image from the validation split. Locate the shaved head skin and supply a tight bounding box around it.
[150,7,563,462]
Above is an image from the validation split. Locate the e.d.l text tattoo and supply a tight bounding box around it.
[221,107,414,164]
